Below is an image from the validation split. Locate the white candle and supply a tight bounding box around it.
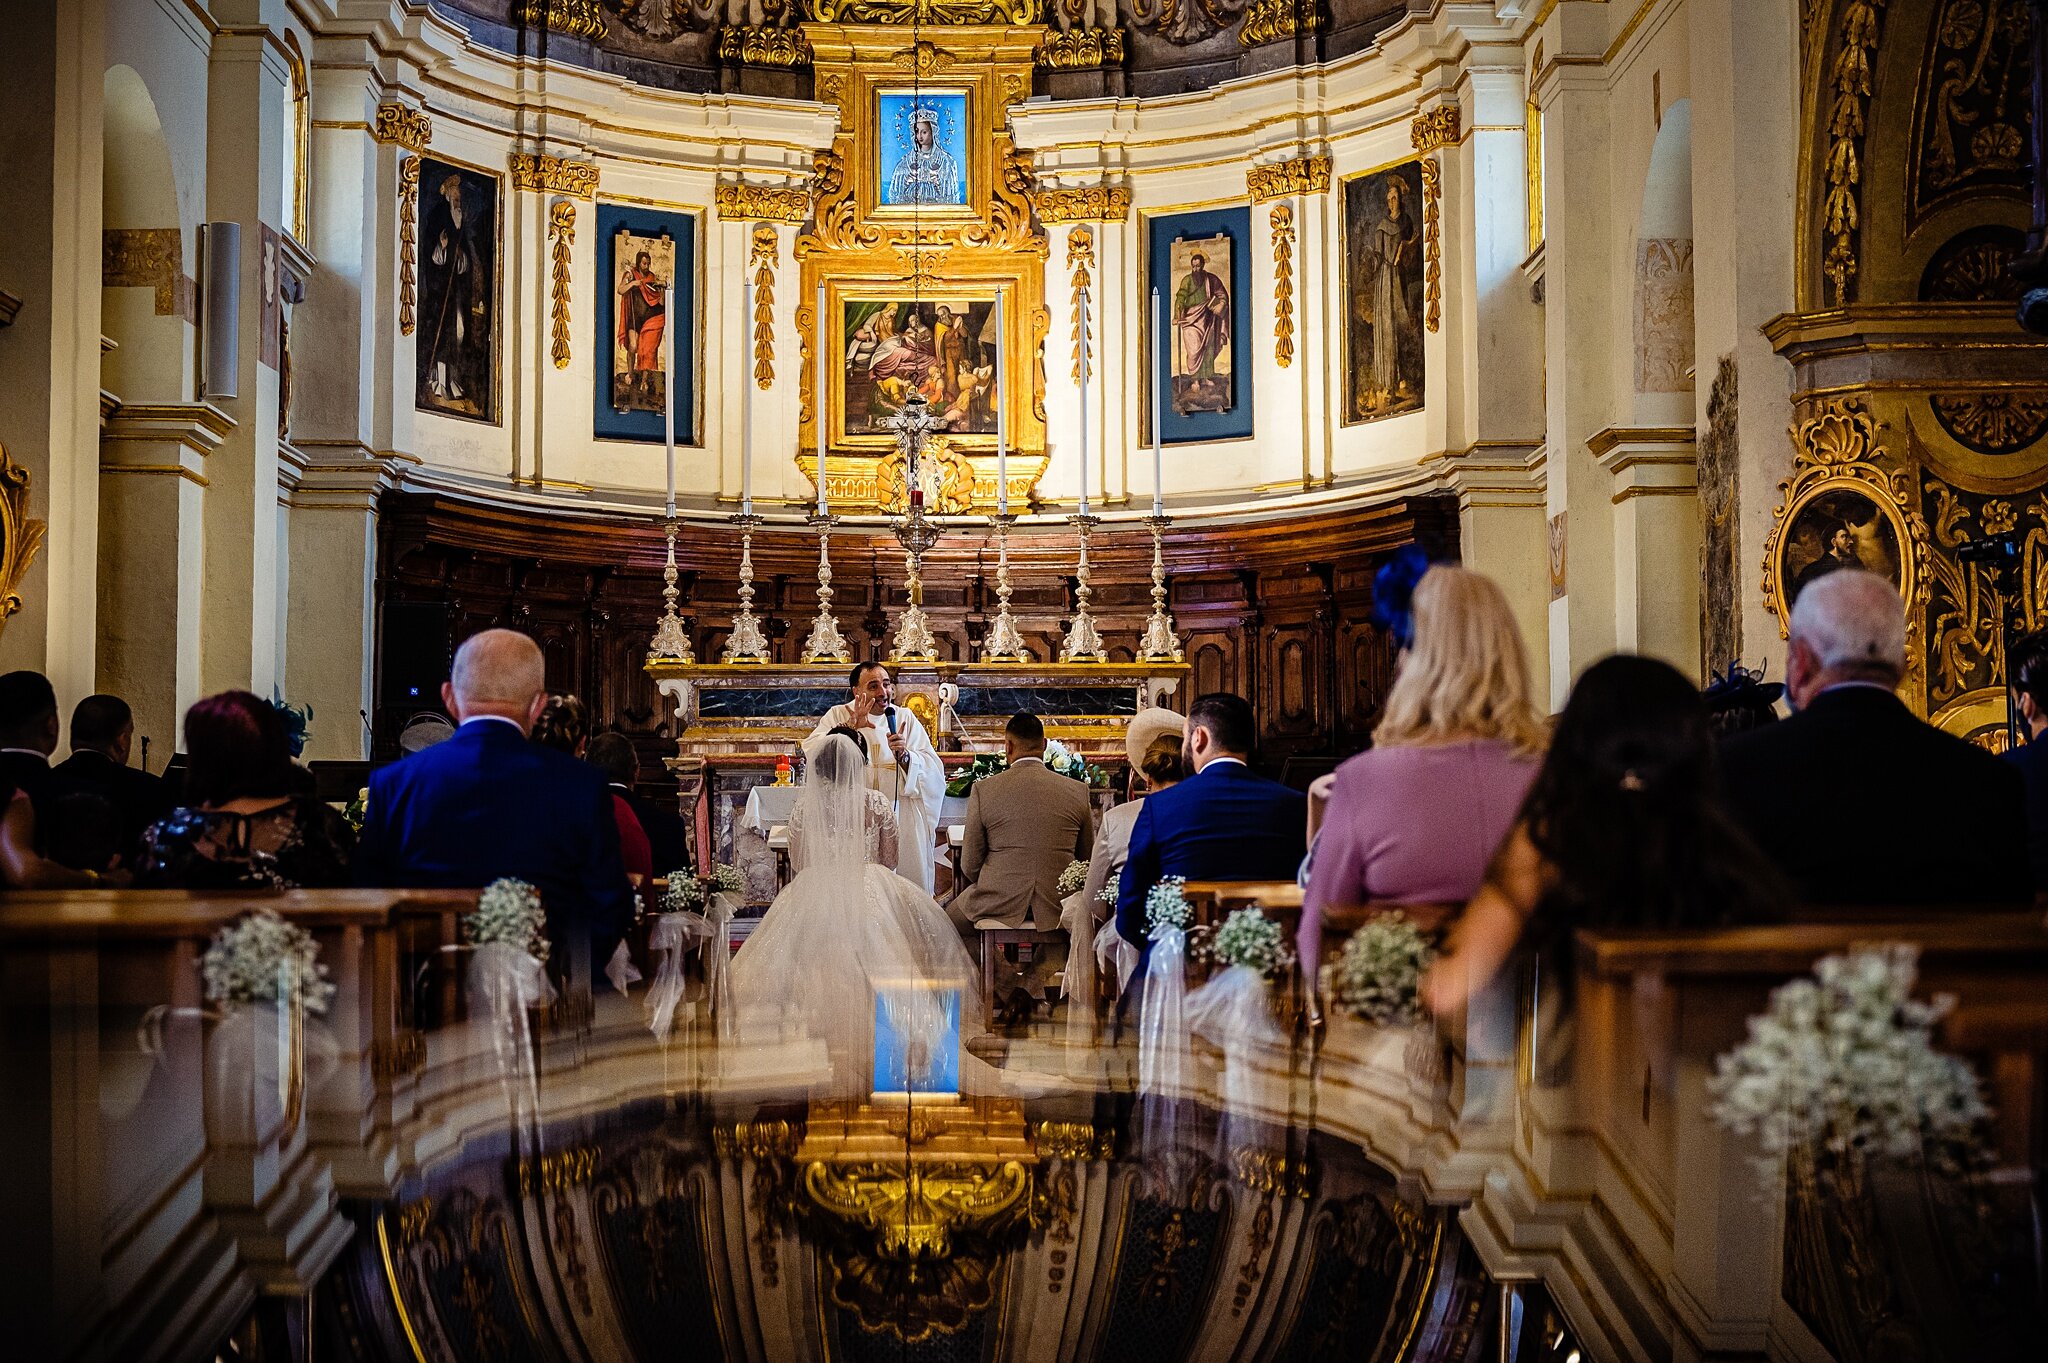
[815,284,827,515]
[663,283,675,518]
[741,273,753,517]
[1151,286,1164,514]
[994,293,1007,515]
[1077,286,1089,517]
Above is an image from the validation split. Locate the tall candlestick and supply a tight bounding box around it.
[1077,286,1090,517]
[1151,286,1164,514]
[740,274,753,517]
[814,283,827,515]
[994,293,1007,515]
[663,284,676,517]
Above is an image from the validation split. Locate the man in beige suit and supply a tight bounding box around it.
[956,713,1095,1016]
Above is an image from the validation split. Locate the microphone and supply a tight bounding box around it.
[885,704,898,735]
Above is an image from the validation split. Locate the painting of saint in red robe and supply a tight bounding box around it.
[612,231,675,414]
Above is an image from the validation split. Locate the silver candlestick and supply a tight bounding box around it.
[721,513,772,663]
[801,512,851,663]
[646,517,695,663]
[981,512,1029,661]
[1138,512,1184,662]
[890,498,942,662]
[1060,511,1106,662]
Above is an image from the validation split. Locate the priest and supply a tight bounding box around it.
[808,661,945,893]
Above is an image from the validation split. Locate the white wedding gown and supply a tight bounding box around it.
[730,734,986,1093]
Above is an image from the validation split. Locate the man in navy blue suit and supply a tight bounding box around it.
[1116,692,1307,951]
[356,629,634,969]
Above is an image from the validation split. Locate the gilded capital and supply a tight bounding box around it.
[372,103,432,153]
[1239,0,1326,48]
[1246,155,1331,202]
[510,152,599,199]
[716,183,812,223]
[1033,185,1131,223]
[508,0,608,41]
[717,25,813,68]
[1035,28,1126,70]
[1410,105,1461,154]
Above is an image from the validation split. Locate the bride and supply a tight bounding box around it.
[730,731,983,1090]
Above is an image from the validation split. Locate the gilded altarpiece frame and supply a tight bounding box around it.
[796,24,1050,513]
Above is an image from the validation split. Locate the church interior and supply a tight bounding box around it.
[3,1,2047,1360]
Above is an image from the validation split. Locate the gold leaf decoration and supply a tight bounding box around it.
[717,25,813,68]
[398,155,420,336]
[810,0,1040,24]
[509,152,598,200]
[1409,106,1460,154]
[961,151,1046,257]
[371,103,432,153]
[1930,392,2048,454]
[1246,155,1332,203]
[1034,185,1131,223]
[1270,204,1295,368]
[1035,27,1126,69]
[548,201,574,370]
[1821,0,1890,305]
[1420,156,1443,333]
[1068,225,1095,384]
[1239,0,1325,48]
[508,0,607,40]
[716,183,811,223]
[0,441,47,633]
[750,223,777,390]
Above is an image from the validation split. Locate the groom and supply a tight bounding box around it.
[808,661,945,893]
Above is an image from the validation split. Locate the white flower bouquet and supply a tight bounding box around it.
[1097,883,1118,908]
[1145,876,1191,936]
[1329,913,1436,1025]
[202,909,335,1015]
[1043,739,1109,788]
[1706,944,1988,1183]
[1205,907,1294,977]
[664,863,744,913]
[466,878,549,961]
[1056,859,1090,898]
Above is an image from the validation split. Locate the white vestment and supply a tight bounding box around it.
[810,702,945,893]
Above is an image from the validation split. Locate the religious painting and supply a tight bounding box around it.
[840,296,999,437]
[1779,488,1903,607]
[414,156,499,423]
[593,202,697,444]
[1147,205,1253,444]
[1168,234,1234,415]
[610,229,676,414]
[875,90,970,210]
[1341,160,1426,425]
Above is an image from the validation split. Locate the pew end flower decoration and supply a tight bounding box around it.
[1706,944,1989,1185]
[202,909,336,1015]
[1203,907,1294,978]
[1056,859,1090,898]
[664,864,744,913]
[466,878,550,962]
[1329,912,1435,1026]
[1145,876,1191,936]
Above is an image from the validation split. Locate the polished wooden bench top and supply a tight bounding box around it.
[1577,909,2048,979]
[1178,881,1304,909]
[0,887,480,942]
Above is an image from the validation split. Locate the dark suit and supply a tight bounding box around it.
[356,718,635,961]
[0,749,54,820]
[2002,735,2048,894]
[48,750,175,857]
[1720,685,2029,906]
[1116,759,1308,947]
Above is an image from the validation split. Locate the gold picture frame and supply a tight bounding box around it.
[867,84,982,222]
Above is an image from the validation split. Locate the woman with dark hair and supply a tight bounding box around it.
[1421,655,1785,1018]
[135,691,355,889]
[534,694,653,898]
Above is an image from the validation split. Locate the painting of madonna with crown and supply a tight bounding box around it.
[876,91,969,209]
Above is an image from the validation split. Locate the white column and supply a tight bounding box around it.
[1594,427,1701,675]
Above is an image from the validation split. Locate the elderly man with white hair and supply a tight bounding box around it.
[1719,570,2028,906]
[355,628,636,970]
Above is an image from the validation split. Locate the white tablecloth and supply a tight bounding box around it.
[740,784,801,835]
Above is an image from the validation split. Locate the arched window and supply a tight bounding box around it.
[282,34,310,243]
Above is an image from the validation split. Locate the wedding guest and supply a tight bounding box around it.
[135,691,355,889]
[1421,655,1785,1019]
[586,733,690,877]
[1300,565,1546,978]
[1700,662,1784,738]
[1115,692,1306,951]
[49,694,174,860]
[1081,730,1185,914]
[530,693,589,755]
[1720,570,2028,905]
[2001,627,2048,892]
[0,788,96,888]
[355,630,634,969]
[0,669,60,830]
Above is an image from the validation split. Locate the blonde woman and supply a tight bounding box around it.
[1299,565,1547,977]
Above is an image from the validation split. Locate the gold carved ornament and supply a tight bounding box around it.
[1239,0,1326,47]
[1270,204,1295,368]
[877,435,980,513]
[1419,157,1442,333]
[1246,154,1331,203]
[1068,225,1095,383]
[750,223,778,390]
[371,102,432,153]
[1821,0,1890,304]
[399,156,420,335]
[715,182,811,224]
[717,25,813,68]
[510,152,598,200]
[810,0,1042,22]
[961,150,1047,259]
[1035,27,1126,69]
[1409,105,1460,154]
[1929,392,2048,455]
[1921,476,2041,709]
[509,0,608,40]
[548,201,574,370]
[0,443,47,634]
[1034,184,1131,223]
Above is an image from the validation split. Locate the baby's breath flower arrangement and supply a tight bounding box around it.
[1056,859,1090,898]
[1706,944,1988,1184]
[1097,883,1118,908]
[1330,913,1435,1025]
[663,864,744,913]
[466,878,549,961]
[202,909,336,1015]
[1206,907,1292,977]
[1145,876,1190,935]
